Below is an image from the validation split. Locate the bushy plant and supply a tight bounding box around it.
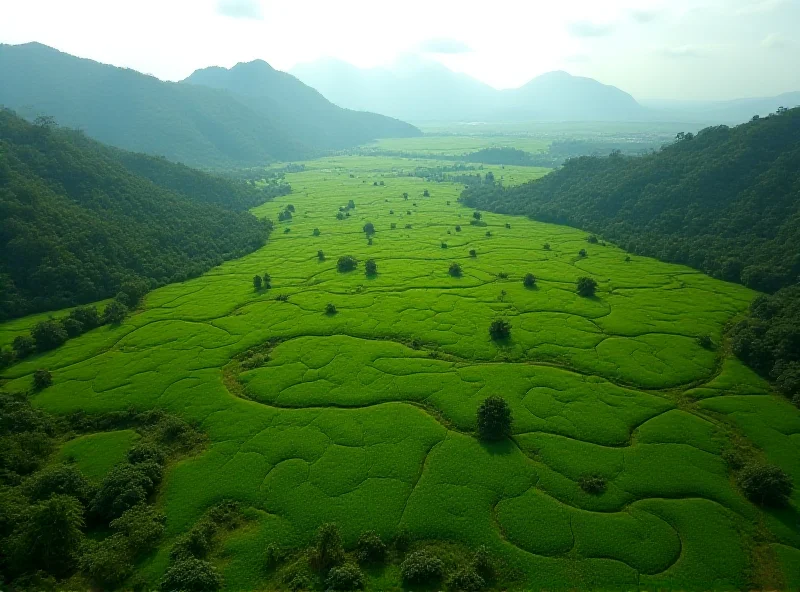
[472,545,493,579]
[110,503,166,553]
[23,463,93,503]
[449,263,463,277]
[313,228,320,236]
[325,303,337,315]
[365,259,378,276]
[576,277,598,297]
[31,320,68,352]
[33,369,53,390]
[80,533,133,588]
[543,243,551,250]
[469,249,477,258]
[400,550,444,585]
[578,248,587,257]
[476,395,512,440]
[738,462,793,507]
[523,273,536,288]
[697,334,713,349]
[489,319,511,340]
[311,522,344,571]
[90,463,158,522]
[356,530,386,563]
[326,563,365,590]
[317,250,325,261]
[160,557,222,592]
[587,235,598,244]
[363,222,376,235]
[103,301,128,324]
[253,275,263,290]
[450,567,485,591]
[60,318,84,338]
[578,474,607,495]
[337,256,358,272]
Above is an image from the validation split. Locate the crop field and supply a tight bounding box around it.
[368,136,550,155]
[2,153,799,590]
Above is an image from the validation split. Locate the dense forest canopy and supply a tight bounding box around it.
[0,43,420,169]
[0,109,284,320]
[461,107,800,293]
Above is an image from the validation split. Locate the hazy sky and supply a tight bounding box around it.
[2,0,798,100]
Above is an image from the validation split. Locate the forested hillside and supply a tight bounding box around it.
[0,43,420,168]
[0,110,284,320]
[183,60,421,150]
[461,107,800,293]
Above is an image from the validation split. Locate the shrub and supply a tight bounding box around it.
[61,318,84,338]
[356,530,386,563]
[497,272,509,279]
[543,243,551,250]
[523,273,536,288]
[423,189,430,197]
[455,225,462,232]
[576,277,598,297]
[697,334,713,349]
[365,259,378,276]
[489,319,511,340]
[578,475,607,495]
[485,231,492,237]
[469,249,477,258]
[103,301,128,324]
[738,463,793,507]
[441,242,448,249]
[774,362,800,397]
[275,294,289,302]
[394,528,411,552]
[313,228,320,236]
[368,237,373,245]
[111,503,166,553]
[476,395,512,440]
[31,320,68,352]
[473,211,482,221]
[0,348,14,368]
[90,463,158,522]
[578,248,587,257]
[587,235,599,244]
[33,369,53,391]
[69,305,100,329]
[12,335,35,358]
[283,228,291,234]
[262,273,272,289]
[264,543,284,568]
[505,223,511,229]
[24,463,93,503]
[473,545,493,578]
[625,255,631,262]
[338,256,358,272]
[450,567,485,591]
[336,212,345,220]
[317,250,325,261]
[363,222,376,235]
[391,222,397,229]
[326,563,365,590]
[80,533,133,588]
[311,523,344,571]
[348,200,355,209]
[286,204,295,213]
[449,263,463,277]
[400,550,444,585]
[160,558,222,592]
[405,224,412,229]
[403,192,409,199]
[253,275,263,290]
[128,442,167,466]
[323,303,337,316]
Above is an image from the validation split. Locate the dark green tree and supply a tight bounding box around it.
[365,259,378,276]
[576,277,598,297]
[337,256,358,272]
[523,273,536,288]
[449,262,463,277]
[103,301,128,325]
[253,275,263,291]
[738,463,793,507]
[476,395,512,440]
[31,320,68,352]
[489,318,511,340]
[33,369,53,391]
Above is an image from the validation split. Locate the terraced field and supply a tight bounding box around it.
[2,153,799,590]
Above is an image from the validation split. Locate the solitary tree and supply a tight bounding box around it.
[33,369,53,390]
[365,259,378,276]
[489,318,511,340]
[338,256,358,272]
[449,263,463,277]
[253,275,263,291]
[325,303,337,315]
[523,273,536,288]
[313,228,321,236]
[263,273,272,289]
[543,243,551,251]
[576,277,598,297]
[363,222,376,236]
[473,211,482,221]
[505,223,511,229]
[476,395,512,440]
[403,192,409,200]
[578,249,587,257]
[348,199,356,209]
[455,225,461,232]
[423,189,430,197]
[312,523,345,571]
[738,463,793,507]
[587,235,598,244]
[318,250,326,261]
[469,249,477,258]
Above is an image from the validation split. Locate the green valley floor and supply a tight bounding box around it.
[2,154,799,590]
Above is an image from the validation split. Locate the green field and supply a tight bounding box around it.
[368,136,550,155]
[2,152,799,590]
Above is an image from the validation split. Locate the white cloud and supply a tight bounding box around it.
[734,0,787,15]
[761,32,787,49]
[630,8,661,23]
[659,44,707,58]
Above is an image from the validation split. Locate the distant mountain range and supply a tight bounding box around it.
[291,57,645,123]
[292,57,800,125]
[0,43,420,168]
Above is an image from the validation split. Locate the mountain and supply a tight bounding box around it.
[182,60,420,150]
[0,108,285,319]
[291,58,644,123]
[461,106,800,293]
[0,43,420,169]
[642,92,800,124]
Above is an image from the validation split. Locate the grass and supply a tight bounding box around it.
[57,429,140,481]
[1,150,797,590]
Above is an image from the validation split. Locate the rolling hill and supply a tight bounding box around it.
[0,43,420,168]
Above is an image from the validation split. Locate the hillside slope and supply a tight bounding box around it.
[291,58,643,122]
[0,43,420,168]
[461,107,800,292]
[0,109,283,319]
[183,60,421,149]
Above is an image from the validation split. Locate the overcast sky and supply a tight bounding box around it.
[2,0,798,101]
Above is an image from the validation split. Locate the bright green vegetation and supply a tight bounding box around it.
[58,430,140,481]
[371,136,549,155]
[462,106,800,293]
[1,150,798,591]
[0,43,420,168]
[0,110,285,320]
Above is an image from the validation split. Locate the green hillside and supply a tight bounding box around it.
[0,109,284,319]
[461,107,800,293]
[0,43,420,169]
